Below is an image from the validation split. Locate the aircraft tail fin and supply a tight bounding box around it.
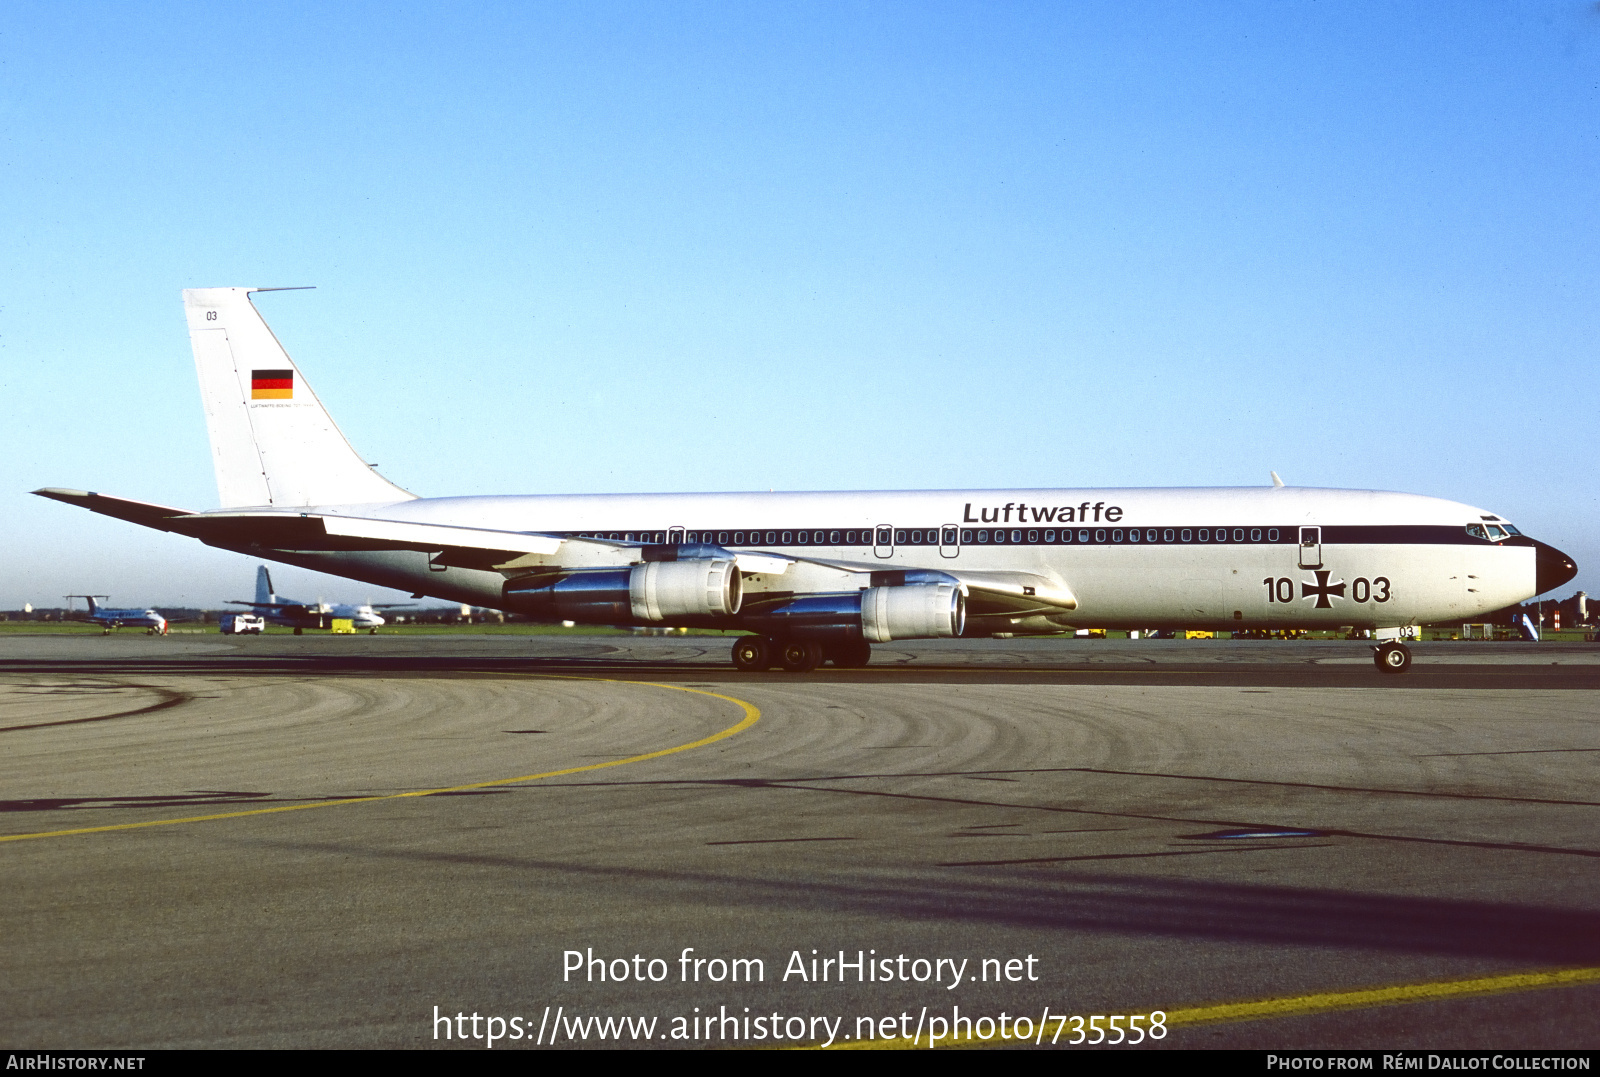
[182,288,416,509]
[255,565,275,606]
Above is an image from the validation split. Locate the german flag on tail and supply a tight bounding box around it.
[251,369,293,399]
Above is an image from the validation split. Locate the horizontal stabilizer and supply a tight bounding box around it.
[33,489,197,532]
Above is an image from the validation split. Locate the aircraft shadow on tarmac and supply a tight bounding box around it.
[243,829,1600,968]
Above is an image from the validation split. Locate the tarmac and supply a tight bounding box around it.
[2,634,1596,1049]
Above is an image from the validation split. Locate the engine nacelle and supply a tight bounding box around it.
[630,558,742,620]
[861,582,965,642]
[504,559,741,622]
[738,583,964,642]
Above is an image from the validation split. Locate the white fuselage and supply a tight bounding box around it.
[257,602,386,630]
[264,485,1536,631]
[87,608,167,632]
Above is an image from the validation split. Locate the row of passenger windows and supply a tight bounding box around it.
[573,527,1288,546]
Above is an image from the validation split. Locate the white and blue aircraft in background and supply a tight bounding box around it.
[65,595,167,635]
[229,565,406,634]
[35,287,1577,673]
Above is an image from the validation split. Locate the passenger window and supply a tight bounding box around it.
[1095,529,1106,542]
[1163,529,1174,542]
[977,530,989,543]
[1267,528,1278,542]
[1027,530,1037,543]
[1078,530,1089,543]
[1233,529,1244,542]
[1129,529,1140,543]
[1180,529,1191,542]
[1198,529,1209,542]
[1250,528,1261,542]
[1044,529,1056,543]
[961,529,974,544]
[1111,529,1122,542]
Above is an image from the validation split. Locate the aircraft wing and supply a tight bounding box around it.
[35,495,1077,616]
[191,510,1078,613]
[940,569,1077,615]
[163,511,568,561]
[162,510,815,576]
[227,600,319,614]
[752,555,1076,615]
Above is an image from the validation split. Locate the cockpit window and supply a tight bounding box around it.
[1502,524,1521,536]
[1466,524,1488,540]
[1486,525,1509,540]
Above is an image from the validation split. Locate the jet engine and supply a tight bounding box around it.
[504,559,741,622]
[740,582,964,642]
[860,582,965,641]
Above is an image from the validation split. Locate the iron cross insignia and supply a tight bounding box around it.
[1301,570,1346,609]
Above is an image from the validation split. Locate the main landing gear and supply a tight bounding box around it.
[730,636,872,673]
[1373,642,1412,674]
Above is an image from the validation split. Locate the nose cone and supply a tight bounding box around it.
[1534,540,1578,595]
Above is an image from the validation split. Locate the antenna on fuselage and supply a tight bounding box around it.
[1270,471,1286,488]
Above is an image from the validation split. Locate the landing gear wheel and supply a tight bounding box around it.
[1374,642,1412,674]
[731,636,772,672]
[826,639,873,668]
[293,627,303,636]
[779,640,824,673]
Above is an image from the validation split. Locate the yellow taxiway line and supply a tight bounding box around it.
[821,965,1600,1049]
[0,677,759,844]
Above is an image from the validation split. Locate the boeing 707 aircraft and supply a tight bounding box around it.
[35,287,1577,673]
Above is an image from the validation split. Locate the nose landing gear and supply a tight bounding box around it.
[1374,642,1412,674]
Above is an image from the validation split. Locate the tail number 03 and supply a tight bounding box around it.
[1263,576,1389,602]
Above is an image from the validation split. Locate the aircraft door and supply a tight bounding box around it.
[1298,527,1323,569]
[939,524,960,559]
[874,525,894,559]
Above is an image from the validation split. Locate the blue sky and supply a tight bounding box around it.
[3,1,1597,608]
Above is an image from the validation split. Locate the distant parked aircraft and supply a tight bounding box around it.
[65,595,167,635]
[228,565,408,634]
